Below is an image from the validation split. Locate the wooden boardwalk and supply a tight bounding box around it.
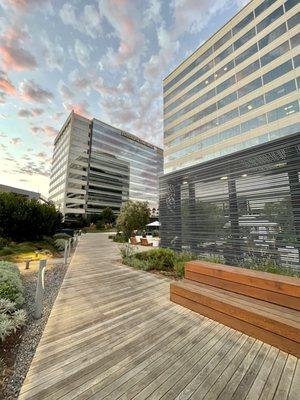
[19,234,300,399]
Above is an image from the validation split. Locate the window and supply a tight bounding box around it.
[265,80,297,103]
[214,31,232,51]
[260,40,290,67]
[258,23,287,50]
[288,12,300,30]
[236,60,260,82]
[218,108,239,125]
[291,33,300,49]
[216,75,236,94]
[232,12,254,35]
[262,60,293,84]
[219,125,240,141]
[294,55,300,68]
[215,45,233,64]
[238,77,262,98]
[255,0,277,17]
[234,28,256,51]
[285,0,298,12]
[297,77,300,89]
[269,122,300,141]
[235,43,258,66]
[217,92,237,109]
[214,60,235,80]
[267,100,299,122]
[239,95,265,115]
[241,114,267,133]
[257,5,284,33]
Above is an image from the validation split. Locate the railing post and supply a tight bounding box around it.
[34,259,46,319]
[64,240,68,264]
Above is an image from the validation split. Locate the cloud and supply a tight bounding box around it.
[18,107,44,117]
[63,100,90,118]
[10,137,22,145]
[0,26,37,71]
[58,81,74,100]
[0,71,17,102]
[74,39,91,67]
[41,34,65,71]
[30,124,58,138]
[5,0,50,11]
[20,80,53,103]
[59,3,102,39]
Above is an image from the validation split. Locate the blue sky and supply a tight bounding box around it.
[0,0,248,196]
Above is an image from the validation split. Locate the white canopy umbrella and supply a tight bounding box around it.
[146,220,160,227]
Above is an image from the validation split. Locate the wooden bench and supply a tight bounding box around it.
[170,261,300,358]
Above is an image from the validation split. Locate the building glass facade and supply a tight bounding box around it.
[49,112,163,218]
[163,0,300,174]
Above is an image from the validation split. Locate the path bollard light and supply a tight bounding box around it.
[64,240,68,265]
[25,259,31,270]
[34,259,46,319]
[68,238,72,257]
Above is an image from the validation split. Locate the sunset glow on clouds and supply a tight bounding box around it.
[0,0,247,196]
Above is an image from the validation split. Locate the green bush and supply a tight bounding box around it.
[0,298,27,341]
[0,247,14,256]
[241,256,299,277]
[135,248,176,271]
[0,237,9,248]
[0,261,24,306]
[112,234,128,243]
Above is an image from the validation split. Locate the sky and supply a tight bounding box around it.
[0,0,249,196]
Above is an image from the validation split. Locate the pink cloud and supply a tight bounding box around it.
[10,137,22,145]
[63,101,90,119]
[20,80,53,103]
[0,71,17,96]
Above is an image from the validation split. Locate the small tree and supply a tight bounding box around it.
[116,200,150,238]
[101,207,116,224]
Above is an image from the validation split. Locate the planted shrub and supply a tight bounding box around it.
[0,298,26,341]
[135,248,176,271]
[0,261,24,307]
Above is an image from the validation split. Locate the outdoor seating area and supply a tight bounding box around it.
[171,260,300,358]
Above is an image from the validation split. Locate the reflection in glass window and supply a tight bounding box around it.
[218,108,239,125]
[262,60,293,85]
[215,45,233,64]
[238,77,262,98]
[297,77,300,90]
[217,92,237,109]
[257,5,284,33]
[258,23,286,50]
[219,125,240,140]
[260,40,290,67]
[285,0,298,12]
[288,12,300,30]
[265,80,297,103]
[232,12,254,35]
[236,60,260,82]
[239,95,265,115]
[294,55,300,68]
[241,114,267,133]
[216,75,236,94]
[269,122,300,141]
[234,28,256,51]
[255,0,277,17]
[214,31,232,51]
[214,60,235,80]
[291,33,300,49]
[267,101,299,122]
[235,43,258,66]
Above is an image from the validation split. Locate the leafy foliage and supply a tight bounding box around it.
[116,201,150,238]
[0,261,25,306]
[0,298,26,342]
[0,192,62,241]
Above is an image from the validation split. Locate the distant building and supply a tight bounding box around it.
[0,184,40,200]
[49,111,163,219]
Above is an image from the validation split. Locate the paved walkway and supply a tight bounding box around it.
[19,233,299,399]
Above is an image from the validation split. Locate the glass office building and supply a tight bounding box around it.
[49,112,163,219]
[163,0,300,174]
[160,0,300,271]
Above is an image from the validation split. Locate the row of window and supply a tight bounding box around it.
[165,54,299,139]
[166,76,299,150]
[164,0,297,94]
[165,99,300,163]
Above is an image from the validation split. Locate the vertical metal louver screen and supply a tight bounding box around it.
[159,134,300,271]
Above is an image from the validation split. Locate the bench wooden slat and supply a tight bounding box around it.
[185,271,300,311]
[185,261,300,298]
[171,282,300,343]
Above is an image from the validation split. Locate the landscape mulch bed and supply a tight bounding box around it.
[0,261,67,400]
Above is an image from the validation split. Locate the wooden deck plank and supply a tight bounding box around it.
[19,234,300,400]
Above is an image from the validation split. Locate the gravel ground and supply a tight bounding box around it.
[1,261,67,400]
